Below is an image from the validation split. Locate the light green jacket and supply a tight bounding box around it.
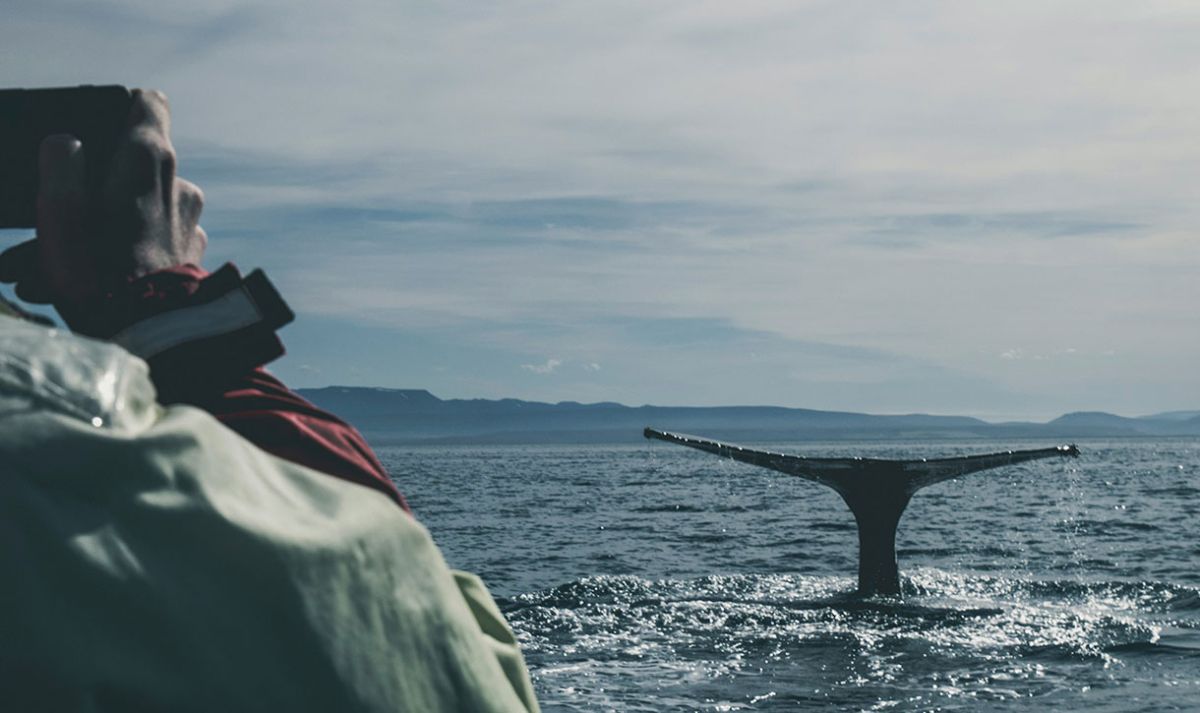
[0,316,539,712]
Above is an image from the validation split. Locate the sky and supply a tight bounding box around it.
[2,0,1197,420]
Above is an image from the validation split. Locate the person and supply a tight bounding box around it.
[0,90,405,511]
[0,89,539,712]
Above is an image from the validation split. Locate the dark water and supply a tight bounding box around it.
[378,439,1200,712]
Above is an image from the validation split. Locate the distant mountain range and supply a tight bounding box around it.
[296,387,1200,445]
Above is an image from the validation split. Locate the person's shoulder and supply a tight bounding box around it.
[0,314,157,434]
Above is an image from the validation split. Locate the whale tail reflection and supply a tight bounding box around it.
[643,427,1079,596]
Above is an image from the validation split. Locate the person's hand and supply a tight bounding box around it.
[0,89,207,335]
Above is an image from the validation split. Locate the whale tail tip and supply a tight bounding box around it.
[644,427,1081,596]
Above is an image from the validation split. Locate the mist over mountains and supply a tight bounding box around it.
[298,387,1200,445]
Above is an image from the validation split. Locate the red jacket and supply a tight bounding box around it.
[104,263,411,512]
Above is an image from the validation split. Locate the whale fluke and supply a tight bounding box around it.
[643,427,1079,595]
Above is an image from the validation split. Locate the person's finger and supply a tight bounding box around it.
[38,134,85,201]
[108,92,176,211]
[192,225,208,262]
[176,178,204,220]
[37,135,87,241]
[0,239,38,283]
[168,177,208,267]
[127,88,171,137]
[36,135,89,299]
[109,131,176,203]
[176,177,205,230]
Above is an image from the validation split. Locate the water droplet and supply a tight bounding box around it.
[91,416,103,428]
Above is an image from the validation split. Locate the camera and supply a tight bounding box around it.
[0,85,132,228]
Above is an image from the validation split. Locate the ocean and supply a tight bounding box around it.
[377,438,1200,712]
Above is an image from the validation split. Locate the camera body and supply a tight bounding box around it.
[0,85,132,228]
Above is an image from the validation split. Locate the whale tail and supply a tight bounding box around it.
[643,427,1079,595]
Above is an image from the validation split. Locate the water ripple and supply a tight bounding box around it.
[383,437,1200,711]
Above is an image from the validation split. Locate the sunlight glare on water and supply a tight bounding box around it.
[381,438,1200,711]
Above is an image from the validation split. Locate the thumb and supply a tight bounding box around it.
[37,134,85,207]
[35,134,94,301]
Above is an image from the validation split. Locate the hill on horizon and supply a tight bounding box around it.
[297,386,1200,445]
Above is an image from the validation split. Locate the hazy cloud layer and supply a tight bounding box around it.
[2,0,1197,418]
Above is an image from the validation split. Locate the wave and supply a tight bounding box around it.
[630,503,706,513]
[1106,640,1200,657]
[506,571,1198,665]
[511,570,1200,610]
[1069,519,1164,535]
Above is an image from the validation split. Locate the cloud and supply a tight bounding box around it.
[3,0,1198,417]
[521,358,562,375]
[863,212,1142,245]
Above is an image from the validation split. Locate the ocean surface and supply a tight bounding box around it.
[377,438,1200,712]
